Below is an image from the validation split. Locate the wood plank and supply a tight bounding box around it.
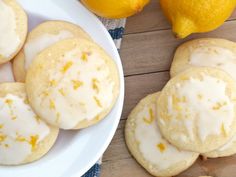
[122,71,169,120]
[125,0,170,34]
[121,20,236,76]
[125,0,236,34]
[102,120,131,162]
[101,158,209,177]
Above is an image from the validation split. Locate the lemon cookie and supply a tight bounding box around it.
[0,0,27,64]
[13,20,92,82]
[0,62,15,83]
[170,38,236,78]
[26,38,120,129]
[202,133,236,158]
[157,67,236,153]
[125,92,199,177]
[0,83,59,165]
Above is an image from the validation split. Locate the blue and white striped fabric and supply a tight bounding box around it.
[99,18,126,49]
[82,18,126,177]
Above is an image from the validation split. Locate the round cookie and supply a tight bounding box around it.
[13,20,92,82]
[0,0,27,64]
[0,83,59,165]
[26,38,120,130]
[125,92,199,177]
[202,133,236,158]
[157,67,236,153]
[170,38,236,79]
[0,62,15,83]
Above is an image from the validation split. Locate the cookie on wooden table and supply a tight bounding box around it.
[170,38,236,79]
[157,67,236,153]
[0,0,27,64]
[125,92,199,177]
[26,38,120,130]
[0,83,59,165]
[13,20,92,82]
[0,62,15,83]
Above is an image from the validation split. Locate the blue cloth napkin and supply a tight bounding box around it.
[82,18,126,177]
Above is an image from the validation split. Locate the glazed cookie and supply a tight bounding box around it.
[0,0,27,64]
[157,67,236,153]
[125,92,199,177]
[26,38,120,130]
[202,133,236,158]
[0,62,15,83]
[0,83,59,165]
[13,20,92,82]
[170,38,236,78]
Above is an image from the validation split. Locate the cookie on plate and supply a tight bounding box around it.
[0,83,59,165]
[170,38,236,79]
[157,67,236,153]
[0,62,15,83]
[125,92,199,177]
[202,133,236,158]
[0,0,27,64]
[26,38,120,130]
[13,20,92,82]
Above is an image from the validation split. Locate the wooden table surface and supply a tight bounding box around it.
[101,1,236,177]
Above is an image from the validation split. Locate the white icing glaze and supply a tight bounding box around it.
[135,98,196,170]
[218,133,236,151]
[24,30,73,70]
[0,62,15,83]
[36,49,115,129]
[0,94,50,164]
[0,0,20,58]
[190,46,236,80]
[167,75,234,142]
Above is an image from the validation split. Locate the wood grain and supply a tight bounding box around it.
[125,0,236,35]
[122,20,236,76]
[122,71,169,120]
[125,0,170,34]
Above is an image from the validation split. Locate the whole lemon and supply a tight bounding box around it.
[160,0,236,38]
[81,0,150,18]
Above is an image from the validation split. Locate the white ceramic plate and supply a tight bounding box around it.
[0,0,124,177]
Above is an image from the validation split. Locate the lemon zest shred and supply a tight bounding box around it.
[156,143,166,153]
[49,100,56,110]
[56,112,60,123]
[42,90,49,97]
[58,88,66,96]
[93,96,102,108]
[49,80,57,87]
[61,61,73,73]
[92,78,99,93]
[34,115,41,123]
[72,80,83,90]
[5,99,13,106]
[143,108,154,124]
[11,116,17,120]
[212,102,227,110]
[81,52,88,62]
[197,94,203,100]
[0,134,6,142]
[16,136,27,142]
[221,123,227,136]
[29,135,39,151]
